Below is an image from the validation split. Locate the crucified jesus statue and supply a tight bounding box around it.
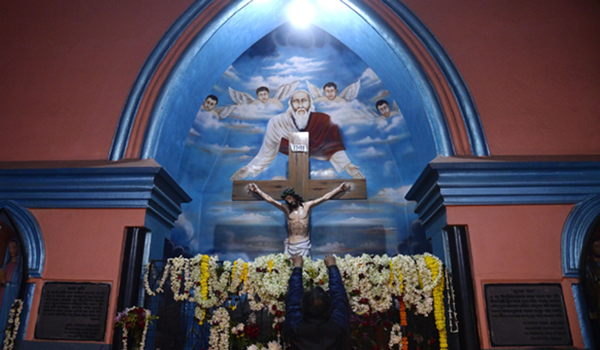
[248,182,350,256]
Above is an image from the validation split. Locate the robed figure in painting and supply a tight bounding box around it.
[231,90,364,181]
[0,239,23,341]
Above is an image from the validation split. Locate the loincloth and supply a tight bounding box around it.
[284,238,311,257]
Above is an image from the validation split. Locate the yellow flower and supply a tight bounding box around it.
[425,256,447,350]
[231,261,237,282]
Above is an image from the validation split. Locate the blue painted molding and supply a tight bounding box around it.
[562,195,600,277]
[0,201,45,278]
[0,160,191,230]
[19,283,36,342]
[380,0,488,156]
[572,283,596,350]
[406,156,600,227]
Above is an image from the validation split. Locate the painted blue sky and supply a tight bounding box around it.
[171,23,428,260]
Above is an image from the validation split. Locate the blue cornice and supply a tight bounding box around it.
[406,156,600,227]
[0,160,191,229]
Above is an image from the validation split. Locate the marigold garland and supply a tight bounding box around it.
[399,298,408,350]
[425,254,447,350]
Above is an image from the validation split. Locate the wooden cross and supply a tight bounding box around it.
[232,132,367,201]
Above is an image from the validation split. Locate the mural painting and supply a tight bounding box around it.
[172,23,428,260]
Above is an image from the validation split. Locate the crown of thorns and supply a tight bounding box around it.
[281,188,296,199]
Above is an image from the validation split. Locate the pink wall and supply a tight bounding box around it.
[404,0,600,156]
[25,208,147,342]
[0,0,193,161]
[446,204,582,348]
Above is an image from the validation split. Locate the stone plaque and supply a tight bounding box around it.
[485,283,572,347]
[35,282,111,341]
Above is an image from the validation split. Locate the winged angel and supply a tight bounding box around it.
[200,95,237,120]
[228,80,300,109]
[307,80,361,104]
[374,99,400,118]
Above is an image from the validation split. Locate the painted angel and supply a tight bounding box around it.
[200,95,237,119]
[307,80,360,104]
[375,99,400,118]
[228,80,300,109]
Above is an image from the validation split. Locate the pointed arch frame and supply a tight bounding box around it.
[109,0,488,176]
[0,200,45,278]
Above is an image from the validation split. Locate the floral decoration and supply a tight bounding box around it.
[143,252,447,350]
[114,306,158,350]
[3,299,23,350]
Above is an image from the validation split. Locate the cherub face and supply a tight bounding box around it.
[257,90,270,103]
[291,91,311,117]
[203,97,217,111]
[324,86,338,100]
[377,103,390,117]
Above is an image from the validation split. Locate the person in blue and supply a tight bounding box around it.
[0,239,23,341]
[285,254,349,350]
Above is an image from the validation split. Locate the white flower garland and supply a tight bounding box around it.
[169,257,193,301]
[244,254,291,313]
[388,323,403,350]
[208,307,230,350]
[246,341,282,350]
[3,299,23,350]
[144,260,170,296]
[117,307,153,350]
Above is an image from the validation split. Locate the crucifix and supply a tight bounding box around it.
[231,132,367,202]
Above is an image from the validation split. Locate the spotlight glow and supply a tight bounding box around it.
[288,0,315,28]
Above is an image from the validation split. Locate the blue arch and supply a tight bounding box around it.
[0,200,45,278]
[561,195,600,350]
[561,195,600,277]
[109,0,488,176]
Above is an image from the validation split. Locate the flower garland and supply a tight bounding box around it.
[230,258,246,293]
[3,299,23,350]
[143,253,448,350]
[399,298,408,350]
[391,255,433,315]
[169,256,193,301]
[246,341,282,350]
[388,323,403,350]
[424,254,447,350]
[143,260,169,296]
[244,254,291,313]
[191,255,231,324]
[209,307,230,350]
[114,307,156,350]
[444,267,459,333]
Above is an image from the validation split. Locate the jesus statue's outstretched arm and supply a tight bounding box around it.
[247,183,287,213]
[306,182,350,209]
